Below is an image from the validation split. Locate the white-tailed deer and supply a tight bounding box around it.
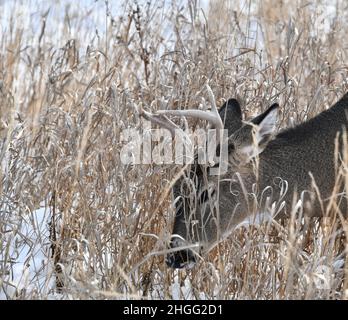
[142,90,348,268]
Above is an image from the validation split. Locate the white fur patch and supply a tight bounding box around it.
[239,144,259,159]
[235,211,273,229]
[171,237,186,248]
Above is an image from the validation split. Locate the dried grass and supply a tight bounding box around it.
[0,0,347,299]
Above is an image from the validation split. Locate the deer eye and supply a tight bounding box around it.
[228,142,235,153]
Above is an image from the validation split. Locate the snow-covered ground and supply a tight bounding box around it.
[0,207,55,299]
[0,0,345,300]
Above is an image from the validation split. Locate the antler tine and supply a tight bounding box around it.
[141,109,179,137]
[139,84,222,139]
[156,84,223,130]
[156,109,222,128]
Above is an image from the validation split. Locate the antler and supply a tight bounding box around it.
[139,84,223,132]
[140,108,180,137]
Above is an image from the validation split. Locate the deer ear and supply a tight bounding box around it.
[254,103,278,147]
[221,98,242,120]
[251,103,278,125]
[219,98,243,134]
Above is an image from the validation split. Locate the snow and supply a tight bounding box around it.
[0,0,346,300]
[0,207,55,299]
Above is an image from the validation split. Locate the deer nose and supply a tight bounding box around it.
[166,239,197,269]
[166,249,196,269]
